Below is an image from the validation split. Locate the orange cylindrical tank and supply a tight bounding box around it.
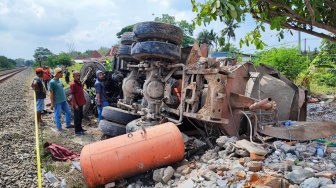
[80,122,185,187]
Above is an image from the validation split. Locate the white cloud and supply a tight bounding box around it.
[32,1,45,19]
[0,0,323,60]
[0,1,9,15]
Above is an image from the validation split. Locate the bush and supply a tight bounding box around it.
[253,47,308,81]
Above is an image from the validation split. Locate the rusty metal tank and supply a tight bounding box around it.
[80,122,185,187]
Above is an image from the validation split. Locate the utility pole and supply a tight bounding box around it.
[304,38,307,55]
[37,56,42,67]
[298,31,301,54]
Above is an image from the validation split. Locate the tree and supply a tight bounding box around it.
[25,60,34,66]
[191,0,336,49]
[116,24,135,38]
[67,43,77,58]
[83,50,94,56]
[154,14,194,47]
[97,47,110,56]
[220,19,240,44]
[253,47,308,81]
[197,29,217,46]
[308,38,336,87]
[45,53,72,68]
[15,58,25,66]
[33,47,53,60]
[0,56,16,69]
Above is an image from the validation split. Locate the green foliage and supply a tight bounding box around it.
[197,29,217,49]
[45,53,72,68]
[307,39,336,91]
[154,14,194,47]
[191,0,336,49]
[83,50,94,56]
[116,24,135,38]
[313,72,336,87]
[310,83,336,95]
[253,47,308,81]
[33,47,53,60]
[182,35,194,48]
[25,60,34,66]
[221,19,240,44]
[97,47,110,57]
[15,58,25,66]
[59,63,83,88]
[104,59,113,71]
[0,56,16,69]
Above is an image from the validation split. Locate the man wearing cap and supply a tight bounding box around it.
[32,67,46,125]
[70,71,86,135]
[49,68,73,131]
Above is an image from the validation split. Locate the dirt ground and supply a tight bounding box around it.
[37,80,104,188]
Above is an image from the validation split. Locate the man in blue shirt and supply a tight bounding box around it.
[49,68,73,131]
[94,70,109,122]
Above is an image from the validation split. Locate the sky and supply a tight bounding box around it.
[0,0,323,60]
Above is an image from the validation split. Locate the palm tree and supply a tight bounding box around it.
[197,29,218,50]
[221,19,240,44]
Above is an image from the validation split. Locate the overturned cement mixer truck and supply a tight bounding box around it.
[78,21,323,187]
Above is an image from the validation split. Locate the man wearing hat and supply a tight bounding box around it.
[32,67,46,125]
[49,67,73,131]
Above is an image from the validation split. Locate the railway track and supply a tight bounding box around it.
[0,67,27,83]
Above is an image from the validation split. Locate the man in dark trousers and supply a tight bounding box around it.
[32,67,46,125]
[70,71,86,135]
[64,69,70,84]
[94,70,109,122]
[43,66,51,90]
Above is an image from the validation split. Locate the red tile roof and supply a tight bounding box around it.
[91,50,102,58]
[105,46,119,56]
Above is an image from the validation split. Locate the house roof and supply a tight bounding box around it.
[209,52,255,58]
[209,52,230,58]
[91,50,102,58]
[105,46,120,56]
[75,55,90,60]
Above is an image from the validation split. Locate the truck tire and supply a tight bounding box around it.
[80,62,106,87]
[117,45,140,62]
[64,87,92,117]
[102,106,140,125]
[98,120,126,137]
[131,41,181,62]
[133,22,183,45]
[121,32,135,45]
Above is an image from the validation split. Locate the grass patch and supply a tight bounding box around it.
[39,127,88,187]
[310,83,336,95]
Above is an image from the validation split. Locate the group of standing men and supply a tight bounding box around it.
[32,67,108,136]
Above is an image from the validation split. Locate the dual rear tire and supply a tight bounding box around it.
[99,107,140,139]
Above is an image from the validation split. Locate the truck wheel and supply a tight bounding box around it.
[131,41,181,62]
[64,87,92,117]
[133,22,183,45]
[117,45,140,62]
[98,120,126,137]
[80,62,106,88]
[121,32,135,45]
[102,106,140,125]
